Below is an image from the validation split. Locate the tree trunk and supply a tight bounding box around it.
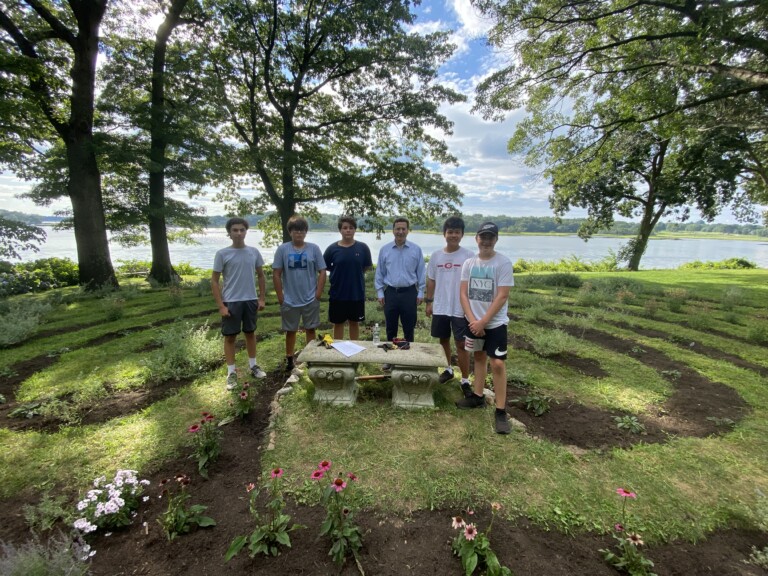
[147,1,188,286]
[67,2,117,288]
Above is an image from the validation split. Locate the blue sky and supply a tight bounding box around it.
[0,0,752,222]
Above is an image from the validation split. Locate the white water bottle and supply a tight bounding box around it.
[372,323,380,343]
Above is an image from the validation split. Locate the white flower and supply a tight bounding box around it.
[93,475,106,488]
[76,500,89,511]
[142,496,149,502]
[104,501,119,514]
[73,518,97,533]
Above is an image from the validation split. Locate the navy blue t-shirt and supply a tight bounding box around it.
[323,241,372,301]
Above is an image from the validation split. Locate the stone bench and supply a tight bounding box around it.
[296,340,445,409]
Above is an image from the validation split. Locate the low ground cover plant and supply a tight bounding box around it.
[143,321,222,382]
[225,467,302,560]
[0,299,52,348]
[0,533,93,576]
[451,503,512,576]
[157,474,215,541]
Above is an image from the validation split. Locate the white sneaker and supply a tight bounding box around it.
[250,365,266,379]
[226,372,238,390]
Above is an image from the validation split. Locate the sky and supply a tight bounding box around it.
[0,0,750,223]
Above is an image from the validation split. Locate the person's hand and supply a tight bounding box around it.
[377,297,385,307]
[219,304,231,317]
[425,302,433,317]
[257,298,265,311]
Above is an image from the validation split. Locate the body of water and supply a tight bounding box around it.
[18,228,768,270]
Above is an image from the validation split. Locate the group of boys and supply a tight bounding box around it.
[211,214,514,434]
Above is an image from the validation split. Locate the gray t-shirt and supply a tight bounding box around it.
[212,246,264,303]
[272,242,326,307]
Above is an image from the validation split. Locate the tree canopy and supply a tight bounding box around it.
[206,0,466,242]
[473,0,768,267]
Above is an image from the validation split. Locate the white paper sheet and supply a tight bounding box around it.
[331,341,366,357]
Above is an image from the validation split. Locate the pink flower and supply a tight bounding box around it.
[187,423,200,433]
[311,470,325,480]
[246,483,256,493]
[271,467,284,479]
[347,472,358,482]
[466,507,474,516]
[332,477,347,492]
[318,460,332,471]
[491,502,502,512]
[451,516,466,530]
[614,523,624,532]
[204,414,215,422]
[627,533,644,546]
[464,524,477,541]
[616,488,636,499]
[201,411,211,418]
[240,391,248,400]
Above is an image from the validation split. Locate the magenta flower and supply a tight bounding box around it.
[187,423,200,433]
[332,477,347,492]
[464,524,478,541]
[347,472,358,482]
[271,467,284,479]
[451,516,466,530]
[246,483,256,493]
[201,411,211,418]
[311,470,325,480]
[616,488,637,499]
[318,460,332,471]
[614,523,624,532]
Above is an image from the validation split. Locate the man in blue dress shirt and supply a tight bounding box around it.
[374,217,426,343]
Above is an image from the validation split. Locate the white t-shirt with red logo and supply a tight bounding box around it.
[427,246,474,317]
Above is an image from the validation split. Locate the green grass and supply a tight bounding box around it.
[1,269,767,545]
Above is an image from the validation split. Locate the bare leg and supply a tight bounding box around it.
[456,340,470,379]
[348,321,360,340]
[333,323,345,339]
[285,331,297,357]
[244,331,256,359]
[473,351,488,395]
[224,334,237,365]
[439,337,452,366]
[490,358,507,409]
[305,328,316,349]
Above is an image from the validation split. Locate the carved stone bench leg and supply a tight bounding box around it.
[308,363,358,406]
[391,367,437,409]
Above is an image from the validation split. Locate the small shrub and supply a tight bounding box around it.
[23,492,72,534]
[506,368,532,388]
[528,328,574,357]
[0,534,93,576]
[143,321,221,382]
[168,284,183,307]
[575,283,614,308]
[664,288,689,313]
[720,287,744,311]
[539,272,583,288]
[0,300,50,348]
[722,311,740,325]
[614,415,646,434]
[686,314,710,331]
[115,259,151,278]
[615,289,636,305]
[173,262,202,276]
[643,298,660,318]
[102,296,125,321]
[194,277,212,297]
[660,369,682,381]
[747,324,768,345]
[679,258,756,270]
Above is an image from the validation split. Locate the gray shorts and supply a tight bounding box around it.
[221,300,257,336]
[280,299,321,332]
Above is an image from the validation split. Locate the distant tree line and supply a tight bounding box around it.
[5,209,766,238]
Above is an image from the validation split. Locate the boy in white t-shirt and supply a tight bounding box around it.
[425,216,474,396]
[455,222,514,434]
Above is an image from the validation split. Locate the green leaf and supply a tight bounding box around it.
[224,535,247,562]
[197,516,216,527]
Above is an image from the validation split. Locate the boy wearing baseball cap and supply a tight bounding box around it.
[456,222,514,434]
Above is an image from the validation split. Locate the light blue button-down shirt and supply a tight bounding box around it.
[374,240,426,298]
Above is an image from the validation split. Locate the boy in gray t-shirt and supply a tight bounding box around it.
[272,215,326,372]
[212,217,267,389]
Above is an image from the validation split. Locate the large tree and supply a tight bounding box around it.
[206,0,466,241]
[97,0,214,284]
[473,0,768,231]
[0,0,117,287]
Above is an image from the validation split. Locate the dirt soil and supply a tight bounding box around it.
[2,307,767,575]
